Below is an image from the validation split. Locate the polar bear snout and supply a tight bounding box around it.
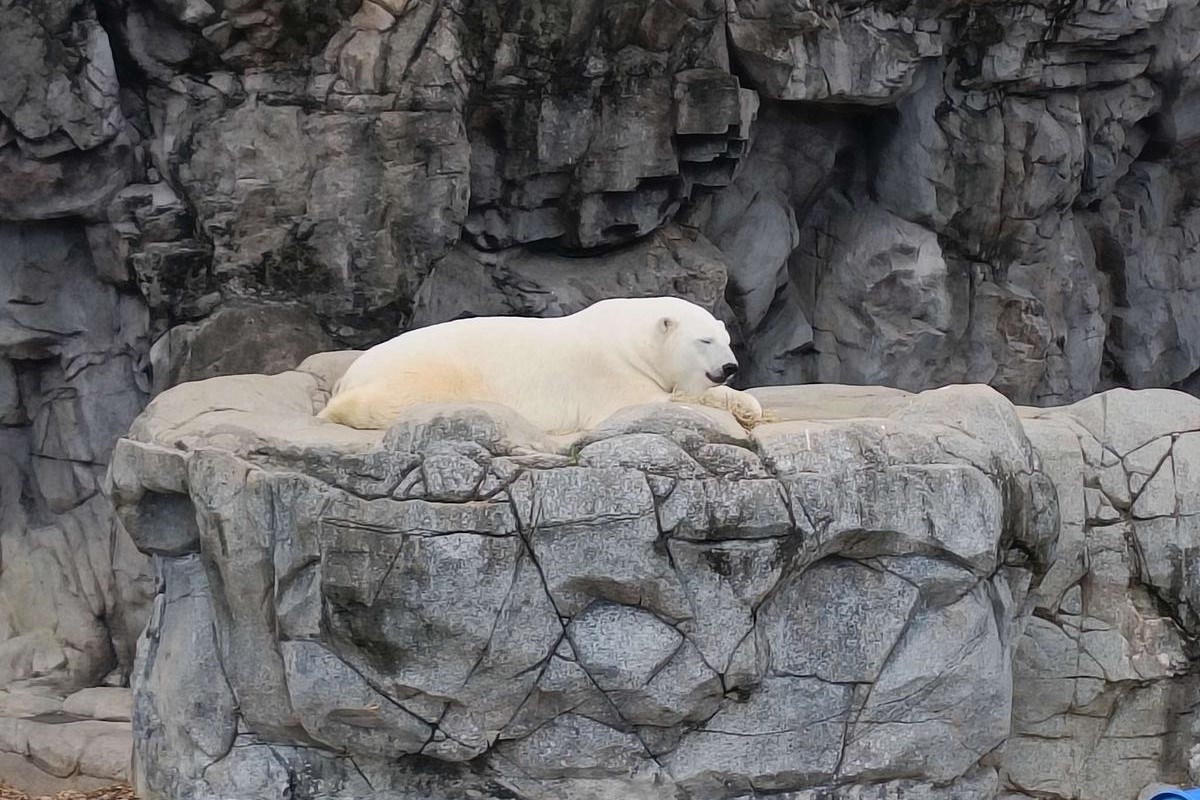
[707,361,739,384]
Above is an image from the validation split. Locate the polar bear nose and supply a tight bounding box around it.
[720,362,738,380]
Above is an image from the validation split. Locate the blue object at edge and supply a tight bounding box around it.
[1150,790,1200,800]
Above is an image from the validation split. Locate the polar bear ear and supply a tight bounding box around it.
[658,317,676,335]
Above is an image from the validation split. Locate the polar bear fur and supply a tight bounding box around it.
[317,297,763,435]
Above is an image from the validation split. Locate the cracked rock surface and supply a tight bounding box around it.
[4,0,1200,393]
[4,0,1200,794]
[1000,390,1200,800]
[107,355,1196,800]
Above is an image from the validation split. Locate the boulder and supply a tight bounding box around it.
[112,373,1064,800]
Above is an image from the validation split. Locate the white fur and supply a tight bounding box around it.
[317,297,763,434]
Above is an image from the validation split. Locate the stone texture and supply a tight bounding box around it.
[0,687,134,793]
[2,0,1197,397]
[63,687,133,722]
[4,0,1200,797]
[0,690,63,718]
[1006,390,1200,799]
[106,370,1200,800]
[146,301,334,395]
[112,371,1084,800]
[0,221,152,701]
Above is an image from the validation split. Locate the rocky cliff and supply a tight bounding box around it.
[6,0,1200,397]
[108,362,1200,800]
[3,0,1200,795]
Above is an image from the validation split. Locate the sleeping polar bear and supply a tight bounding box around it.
[317,296,763,435]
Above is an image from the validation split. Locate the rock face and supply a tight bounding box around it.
[106,354,1197,800]
[0,222,152,698]
[3,0,1200,388]
[1002,390,1200,800]
[4,0,1200,795]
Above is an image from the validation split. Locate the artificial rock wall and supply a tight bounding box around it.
[106,356,1200,800]
[5,0,1200,397]
[4,0,1200,794]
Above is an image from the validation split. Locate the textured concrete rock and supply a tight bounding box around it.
[5,0,1200,797]
[147,301,334,395]
[410,226,733,329]
[0,707,132,792]
[0,690,63,718]
[0,2,132,220]
[112,375,1073,800]
[726,0,944,104]
[1003,388,1200,799]
[62,687,133,722]
[23,719,130,779]
[0,221,152,698]
[4,0,1196,400]
[104,371,1200,800]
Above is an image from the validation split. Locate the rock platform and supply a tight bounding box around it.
[105,355,1200,800]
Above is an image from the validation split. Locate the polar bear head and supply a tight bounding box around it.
[641,297,740,395]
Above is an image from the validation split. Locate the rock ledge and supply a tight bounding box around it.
[108,357,1199,800]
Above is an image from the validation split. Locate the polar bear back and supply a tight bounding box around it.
[335,315,580,394]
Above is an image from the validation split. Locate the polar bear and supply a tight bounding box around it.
[317,296,763,435]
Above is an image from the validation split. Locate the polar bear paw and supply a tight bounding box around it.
[694,385,764,429]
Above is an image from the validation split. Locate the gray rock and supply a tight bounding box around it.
[840,584,1011,783]
[667,538,785,678]
[0,690,63,718]
[749,384,913,422]
[127,370,380,455]
[658,477,792,540]
[0,222,155,696]
[0,359,20,426]
[113,374,1087,800]
[496,713,652,780]
[0,0,1198,422]
[763,438,1005,571]
[690,443,770,478]
[21,718,131,781]
[511,466,691,619]
[281,640,430,757]
[576,434,707,478]
[1063,388,1200,456]
[295,350,363,393]
[382,401,561,456]
[131,556,238,798]
[114,488,200,558]
[758,558,919,684]
[148,302,334,395]
[417,441,489,502]
[62,687,133,722]
[1174,432,1200,515]
[665,676,851,792]
[3,3,1200,797]
[727,0,941,103]
[997,388,1200,799]
[566,601,722,726]
[410,228,732,330]
[766,767,1000,800]
[186,450,300,737]
[573,402,750,454]
[567,602,682,691]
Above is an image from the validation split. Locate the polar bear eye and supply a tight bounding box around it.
[699,338,714,345]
